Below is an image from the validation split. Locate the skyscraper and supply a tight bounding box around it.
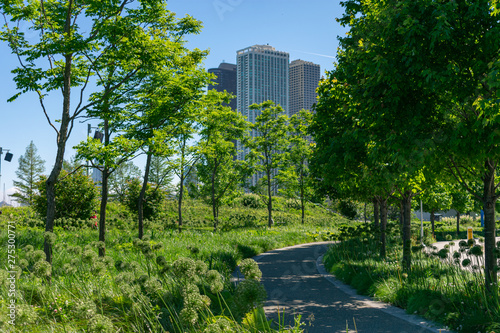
[236,44,289,165]
[208,62,237,110]
[289,59,320,117]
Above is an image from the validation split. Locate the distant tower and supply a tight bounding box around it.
[208,62,237,110]
[236,45,289,188]
[289,59,320,117]
[236,44,289,164]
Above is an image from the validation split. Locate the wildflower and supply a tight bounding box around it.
[33,260,52,278]
[44,232,57,246]
[462,259,471,267]
[239,258,262,281]
[156,255,168,267]
[29,250,47,263]
[172,257,196,280]
[82,250,98,264]
[88,314,115,333]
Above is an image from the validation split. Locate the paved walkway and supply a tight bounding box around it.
[237,242,451,333]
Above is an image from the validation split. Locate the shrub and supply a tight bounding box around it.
[122,178,165,220]
[241,194,263,209]
[33,169,99,220]
[337,200,357,220]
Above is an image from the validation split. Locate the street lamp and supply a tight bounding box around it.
[0,147,13,205]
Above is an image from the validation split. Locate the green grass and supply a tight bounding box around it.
[0,197,347,332]
[323,224,500,333]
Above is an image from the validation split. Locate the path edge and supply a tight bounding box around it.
[316,253,454,333]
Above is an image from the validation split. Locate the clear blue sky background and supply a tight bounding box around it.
[0,0,346,205]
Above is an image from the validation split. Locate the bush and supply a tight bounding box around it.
[33,169,99,220]
[122,178,165,220]
[337,200,358,220]
[241,194,263,209]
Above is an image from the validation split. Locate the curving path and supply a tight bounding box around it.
[235,242,452,333]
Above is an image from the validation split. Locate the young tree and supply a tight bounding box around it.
[33,169,99,220]
[245,101,290,227]
[108,161,142,202]
[149,155,173,192]
[279,109,314,224]
[11,141,45,206]
[449,184,474,236]
[75,2,207,248]
[418,181,452,239]
[0,0,186,262]
[132,66,212,235]
[197,90,250,231]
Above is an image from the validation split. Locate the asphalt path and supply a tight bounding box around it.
[236,242,452,333]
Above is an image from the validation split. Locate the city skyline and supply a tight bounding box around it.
[0,0,346,204]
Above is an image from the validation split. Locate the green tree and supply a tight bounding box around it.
[336,0,500,288]
[11,141,45,206]
[197,90,250,231]
[108,161,141,202]
[33,169,98,220]
[127,54,211,236]
[122,178,164,221]
[75,1,205,250]
[278,110,314,224]
[149,155,173,192]
[449,184,474,236]
[418,180,453,239]
[0,0,184,262]
[245,101,290,228]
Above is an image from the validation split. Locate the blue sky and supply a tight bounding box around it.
[0,0,346,205]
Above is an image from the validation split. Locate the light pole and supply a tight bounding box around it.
[0,147,13,204]
[87,124,99,176]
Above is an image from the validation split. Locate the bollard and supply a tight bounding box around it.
[467,226,473,240]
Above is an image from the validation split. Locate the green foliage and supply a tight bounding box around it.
[241,194,264,209]
[337,200,358,220]
[33,169,99,220]
[0,199,342,332]
[324,233,499,332]
[122,178,165,221]
[108,161,142,202]
[11,141,45,206]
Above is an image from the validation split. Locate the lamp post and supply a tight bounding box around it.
[0,147,13,204]
[87,124,99,176]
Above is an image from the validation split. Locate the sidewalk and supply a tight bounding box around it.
[244,242,452,333]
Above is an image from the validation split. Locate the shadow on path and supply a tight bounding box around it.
[247,242,452,333]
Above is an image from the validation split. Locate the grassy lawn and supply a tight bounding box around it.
[0,197,346,332]
[323,221,500,333]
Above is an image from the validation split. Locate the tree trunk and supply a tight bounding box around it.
[399,202,404,228]
[483,159,497,292]
[138,152,152,239]
[430,210,435,239]
[267,168,273,228]
[380,199,388,258]
[99,166,109,257]
[300,172,305,224]
[456,211,460,236]
[178,174,184,232]
[373,199,379,229]
[212,166,218,232]
[401,192,412,272]
[44,53,72,264]
[364,202,367,224]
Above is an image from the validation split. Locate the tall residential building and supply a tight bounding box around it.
[289,59,320,117]
[237,44,289,159]
[208,62,237,110]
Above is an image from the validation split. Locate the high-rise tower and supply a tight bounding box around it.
[289,59,320,117]
[208,62,237,110]
[236,44,289,163]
